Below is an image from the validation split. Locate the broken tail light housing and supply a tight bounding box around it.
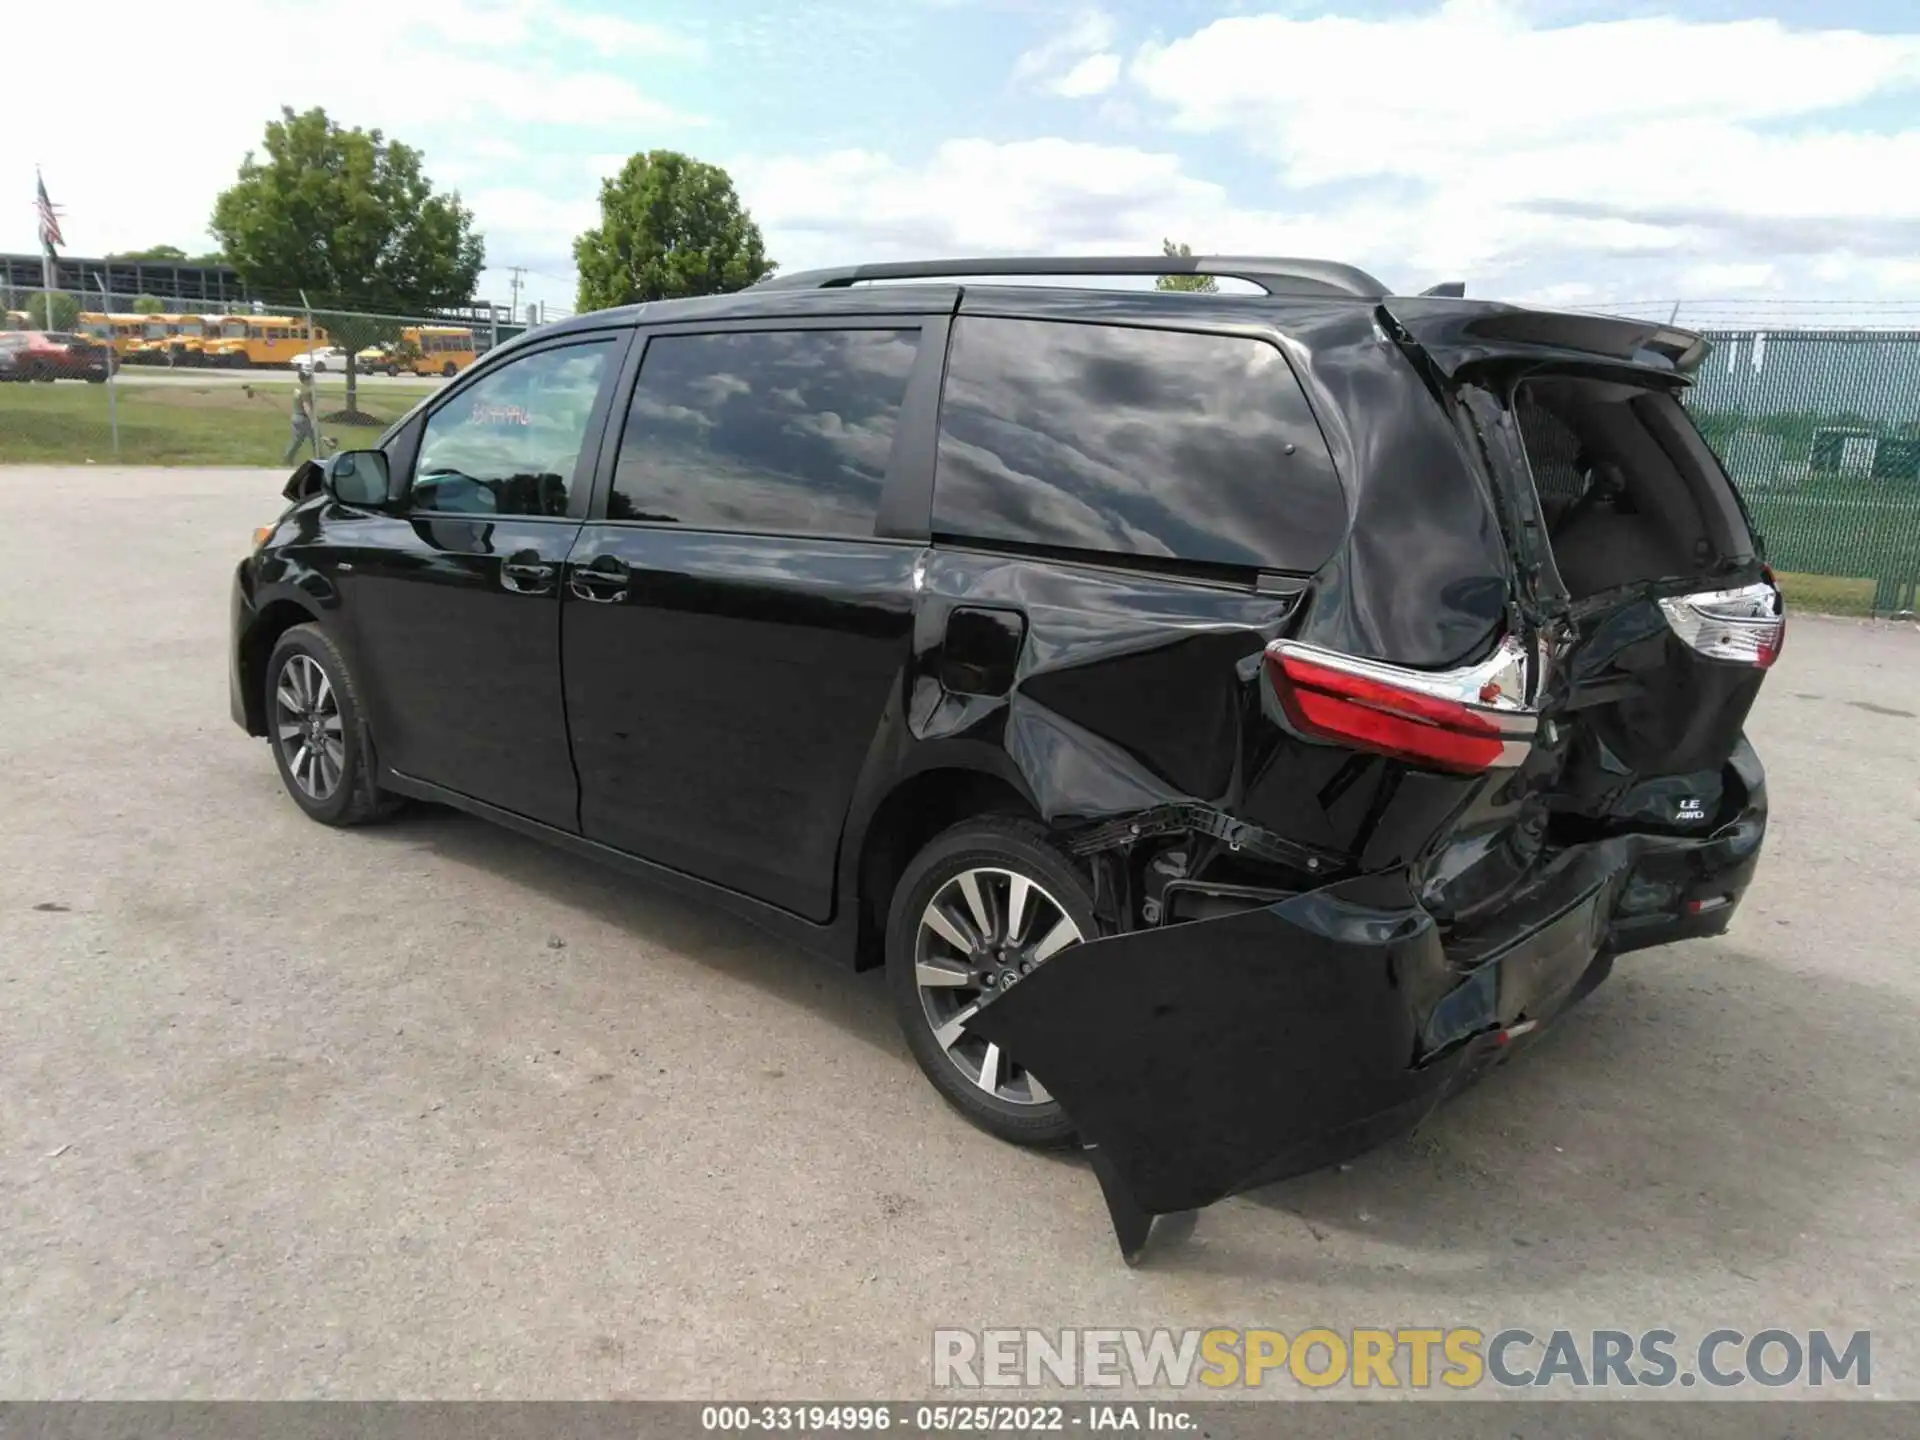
[1263,635,1538,774]
[1658,581,1784,668]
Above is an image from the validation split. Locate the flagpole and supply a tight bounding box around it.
[36,166,56,315]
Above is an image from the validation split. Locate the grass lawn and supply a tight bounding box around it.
[0,377,419,466]
[1772,571,1880,617]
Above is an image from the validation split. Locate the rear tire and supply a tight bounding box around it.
[264,623,402,827]
[885,815,1100,1147]
[442,361,456,377]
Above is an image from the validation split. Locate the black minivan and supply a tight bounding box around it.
[230,255,1781,1259]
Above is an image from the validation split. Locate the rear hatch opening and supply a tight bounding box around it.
[1492,368,1783,848]
[1513,374,1765,603]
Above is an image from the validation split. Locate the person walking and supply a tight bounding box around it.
[284,367,318,464]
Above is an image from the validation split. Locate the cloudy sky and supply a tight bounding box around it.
[9,0,1919,319]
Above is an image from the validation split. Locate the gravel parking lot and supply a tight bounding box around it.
[2,465,1917,1401]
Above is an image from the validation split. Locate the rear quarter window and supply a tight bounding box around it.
[932,316,1345,573]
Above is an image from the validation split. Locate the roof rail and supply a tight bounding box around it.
[751,254,1390,300]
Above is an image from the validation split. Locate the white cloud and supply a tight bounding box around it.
[1051,53,1122,99]
[737,139,1228,274]
[1013,8,1119,94]
[1681,261,1784,293]
[729,4,1920,306]
[548,11,704,58]
[1129,1,1920,179]
[1112,0,1920,287]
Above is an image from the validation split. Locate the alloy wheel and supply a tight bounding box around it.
[273,654,346,801]
[914,866,1084,1106]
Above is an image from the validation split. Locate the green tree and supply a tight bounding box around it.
[210,105,484,417]
[24,291,80,330]
[110,245,190,262]
[574,150,774,311]
[131,294,166,315]
[1156,239,1218,293]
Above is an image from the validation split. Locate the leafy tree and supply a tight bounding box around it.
[23,291,79,330]
[574,150,775,310]
[210,105,484,416]
[111,245,189,262]
[1156,239,1218,293]
[131,294,166,315]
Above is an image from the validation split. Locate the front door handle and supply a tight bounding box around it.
[501,550,557,595]
[569,556,630,604]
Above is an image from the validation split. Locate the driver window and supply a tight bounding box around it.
[410,340,614,516]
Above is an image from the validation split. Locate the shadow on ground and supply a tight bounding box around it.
[341,798,1911,1297]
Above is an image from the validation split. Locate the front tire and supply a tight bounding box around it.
[264,623,401,826]
[885,816,1099,1147]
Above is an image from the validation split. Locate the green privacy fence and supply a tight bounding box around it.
[1686,329,1920,614]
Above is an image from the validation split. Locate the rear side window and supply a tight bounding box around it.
[609,328,920,536]
[933,317,1345,573]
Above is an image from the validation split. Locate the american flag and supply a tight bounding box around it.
[35,170,64,257]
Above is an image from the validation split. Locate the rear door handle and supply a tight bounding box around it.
[501,550,557,595]
[569,557,630,604]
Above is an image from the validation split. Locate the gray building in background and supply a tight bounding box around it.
[1,251,248,306]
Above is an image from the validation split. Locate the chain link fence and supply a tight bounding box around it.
[1685,329,1920,615]
[2,292,1916,614]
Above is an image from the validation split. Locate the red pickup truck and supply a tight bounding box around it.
[0,331,116,382]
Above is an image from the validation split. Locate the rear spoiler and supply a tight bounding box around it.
[1383,298,1710,379]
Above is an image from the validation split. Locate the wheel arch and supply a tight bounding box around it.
[848,762,1041,971]
[236,596,326,735]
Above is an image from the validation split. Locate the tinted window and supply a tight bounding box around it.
[933,317,1346,572]
[609,328,919,535]
[411,340,613,517]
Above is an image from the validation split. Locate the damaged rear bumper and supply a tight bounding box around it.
[964,767,1766,1263]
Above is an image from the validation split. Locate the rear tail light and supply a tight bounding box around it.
[1658,581,1784,668]
[1263,635,1538,775]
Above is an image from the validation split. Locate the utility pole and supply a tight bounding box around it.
[507,266,526,324]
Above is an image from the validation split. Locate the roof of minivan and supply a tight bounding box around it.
[535,281,1708,377]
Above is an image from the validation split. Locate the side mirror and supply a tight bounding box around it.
[322,449,392,508]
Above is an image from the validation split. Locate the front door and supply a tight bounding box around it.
[340,331,629,828]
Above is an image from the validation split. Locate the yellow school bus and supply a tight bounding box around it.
[202,315,330,368]
[152,314,231,366]
[402,325,476,377]
[125,314,206,364]
[75,313,152,358]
